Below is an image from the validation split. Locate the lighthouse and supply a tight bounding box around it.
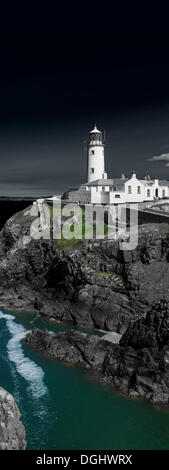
[61,124,169,205]
[87,125,106,183]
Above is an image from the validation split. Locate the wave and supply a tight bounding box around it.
[0,312,15,321]
[0,311,48,399]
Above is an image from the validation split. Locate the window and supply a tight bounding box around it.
[115,194,120,198]
[147,189,150,197]
[162,189,165,197]
[128,186,132,194]
[102,187,105,192]
[90,168,94,174]
[137,186,141,194]
[110,187,113,192]
[96,187,98,192]
[91,150,95,155]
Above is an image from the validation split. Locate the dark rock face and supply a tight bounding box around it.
[25,328,111,370]
[104,299,169,403]
[25,300,169,404]
[0,206,169,333]
[120,298,169,349]
[0,387,26,450]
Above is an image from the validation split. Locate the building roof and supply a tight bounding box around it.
[139,179,154,186]
[139,179,169,187]
[85,179,113,186]
[81,177,169,192]
[113,178,129,185]
[158,180,169,187]
[85,178,128,187]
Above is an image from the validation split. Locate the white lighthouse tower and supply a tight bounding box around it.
[87,125,107,183]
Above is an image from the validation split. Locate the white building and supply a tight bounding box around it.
[62,126,169,204]
[87,125,107,183]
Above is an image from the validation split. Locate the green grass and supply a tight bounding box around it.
[64,222,115,238]
[57,238,81,250]
[87,253,96,258]
[33,222,115,244]
[95,271,114,277]
[35,204,116,249]
[84,265,94,271]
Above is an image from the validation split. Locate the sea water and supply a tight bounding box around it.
[0,310,169,450]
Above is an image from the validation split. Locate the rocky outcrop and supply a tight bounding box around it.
[25,299,169,404]
[0,387,26,449]
[120,298,169,349]
[25,328,110,369]
[0,205,169,332]
[104,298,169,403]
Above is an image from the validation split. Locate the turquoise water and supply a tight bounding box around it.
[0,309,169,450]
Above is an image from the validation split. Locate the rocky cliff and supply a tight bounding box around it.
[1,206,169,403]
[25,299,169,404]
[0,387,26,449]
[0,206,169,333]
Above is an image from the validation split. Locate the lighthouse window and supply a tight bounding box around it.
[90,168,94,174]
[91,150,95,155]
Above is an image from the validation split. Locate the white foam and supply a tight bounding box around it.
[0,310,48,399]
[0,312,15,321]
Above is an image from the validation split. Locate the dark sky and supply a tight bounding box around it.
[1,8,169,196]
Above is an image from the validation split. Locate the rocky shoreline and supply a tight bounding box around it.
[25,299,169,405]
[1,206,169,404]
[0,387,26,450]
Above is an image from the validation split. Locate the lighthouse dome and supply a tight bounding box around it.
[90,125,101,134]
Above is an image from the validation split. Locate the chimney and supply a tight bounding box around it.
[145,175,151,181]
[132,170,136,178]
